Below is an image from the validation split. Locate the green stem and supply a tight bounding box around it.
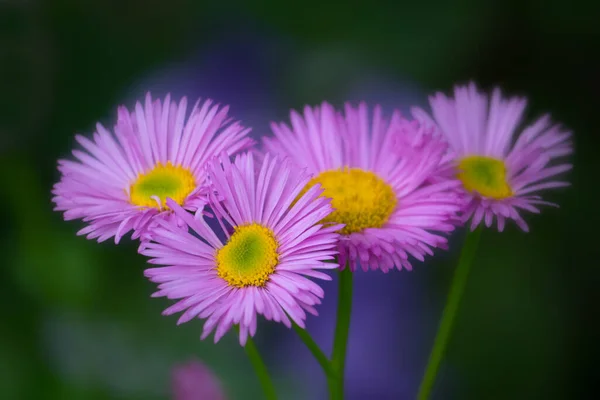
[244,335,278,400]
[417,228,482,400]
[292,322,336,378]
[329,266,354,400]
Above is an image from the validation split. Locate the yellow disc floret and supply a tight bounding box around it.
[129,162,196,209]
[302,167,397,235]
[216,223,279,288]
[457,155,513,199]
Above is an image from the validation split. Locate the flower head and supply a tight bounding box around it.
[171,359,226,400]
[412,83,573,231]
[263,102,461,272]
[52,93,253,243]
[141,152,341,345]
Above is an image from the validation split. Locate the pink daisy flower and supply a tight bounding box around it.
[411,82,573,231]
[263,102,462,272]
[140,152,342,345]
[392,112,457,183]
[52,93,253,243]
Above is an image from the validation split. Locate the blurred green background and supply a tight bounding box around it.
[1,0,598,399]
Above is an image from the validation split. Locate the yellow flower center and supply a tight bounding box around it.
[129,162,196,209]
[302,167,397,235]
[457,156,513,199]
[216,223,279,288]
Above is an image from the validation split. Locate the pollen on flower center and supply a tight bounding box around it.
[129,162,196,209]
[302,167,397,235]
[216,223,279,288]
[457,155,513,199]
